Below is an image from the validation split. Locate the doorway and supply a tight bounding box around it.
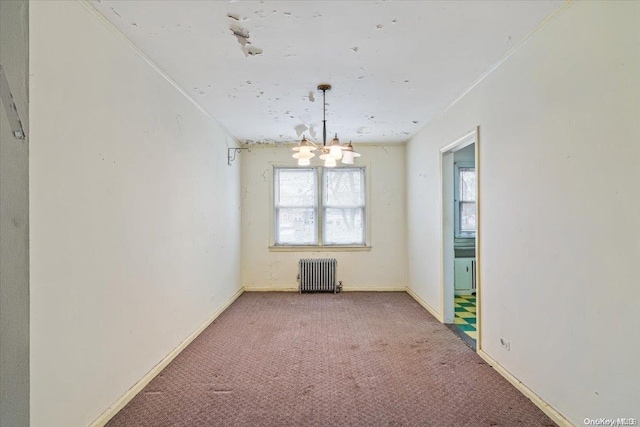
[440,129,479,350]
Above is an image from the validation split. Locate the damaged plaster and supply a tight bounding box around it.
[90,0,563,145]
[229,19,263,56]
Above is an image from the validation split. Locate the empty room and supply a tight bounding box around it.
[1,0,639,426]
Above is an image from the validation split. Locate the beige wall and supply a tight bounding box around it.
[29,2,242,426]
[406,1,640,424]
[0,1,29,426]
[241,144,407,290]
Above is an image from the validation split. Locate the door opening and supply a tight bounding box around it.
[440,129,479,350]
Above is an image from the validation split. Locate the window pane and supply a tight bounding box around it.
[324,208,364,245]
[460,169,476,202]
[276,169,316,206]
[276,208,317,245]
[325,168,364,207]
[460,202,476,233]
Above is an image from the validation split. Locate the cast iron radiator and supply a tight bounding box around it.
[298,258,337,293]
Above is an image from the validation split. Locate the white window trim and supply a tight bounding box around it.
[269,164,371,251]
[454,161,476,239]
[322,167,366,246]
[273,167,318,246]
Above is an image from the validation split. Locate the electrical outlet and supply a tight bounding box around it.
[500,338,510,351]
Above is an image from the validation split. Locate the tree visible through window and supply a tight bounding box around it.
[274,167,366,246]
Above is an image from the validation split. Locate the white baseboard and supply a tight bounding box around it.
[343,286,406,292]
[406,286,571,426]
[477,349,573,427]
[88,287,245,427]
[87,286,570,427]
[243,286,298,292]
[405,287,444,323]
[244,286,406,292]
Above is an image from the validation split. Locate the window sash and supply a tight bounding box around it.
[459,167,476,203]
[275,207,318,245]
[274,167,317,209]
[459,202,476,235]
[322,207,366,245]
[274,166,366,247]
[454,163,476,238]
[274,168,318,245]
[322,168,366,246]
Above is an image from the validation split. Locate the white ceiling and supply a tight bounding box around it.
[91,0,562,144]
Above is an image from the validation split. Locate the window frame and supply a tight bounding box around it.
[322,167,367,246]
[271,165,370,251]
[273,167,319,246]
[454,161,476,239]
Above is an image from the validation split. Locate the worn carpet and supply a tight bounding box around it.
[106,292,556,427]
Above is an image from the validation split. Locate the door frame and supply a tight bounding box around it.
[439,127,481,350]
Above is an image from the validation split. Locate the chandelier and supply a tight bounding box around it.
[291,84,361,167]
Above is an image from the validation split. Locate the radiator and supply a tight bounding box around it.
[298,258,337,293]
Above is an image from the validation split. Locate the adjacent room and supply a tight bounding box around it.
[1,1,638,427]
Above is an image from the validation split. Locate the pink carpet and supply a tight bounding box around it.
[106,292,556,426]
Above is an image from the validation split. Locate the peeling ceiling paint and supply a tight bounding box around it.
[91,0,562,144]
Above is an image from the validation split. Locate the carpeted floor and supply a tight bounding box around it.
[106,292,556,427]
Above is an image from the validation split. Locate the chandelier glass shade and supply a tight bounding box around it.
[341,141,361,165]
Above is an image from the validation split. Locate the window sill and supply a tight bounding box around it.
[269,245,372,252]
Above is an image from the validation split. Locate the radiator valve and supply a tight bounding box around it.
[337,281,343,293]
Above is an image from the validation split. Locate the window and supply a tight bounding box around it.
[274,167,366,247]
[455,163,476,238]
[274,168,318,245]
[323,168,366,245]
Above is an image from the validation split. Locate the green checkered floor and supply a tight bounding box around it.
[454,294,476,340]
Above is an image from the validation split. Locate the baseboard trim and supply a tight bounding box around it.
[88,287,245,427]
[243,286,406,292]
[477,349,573,427]
[343,286,406,292]
[405,287,444,323]
[243,286,298,292]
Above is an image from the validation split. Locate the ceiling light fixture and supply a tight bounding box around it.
[292,84,361,167]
